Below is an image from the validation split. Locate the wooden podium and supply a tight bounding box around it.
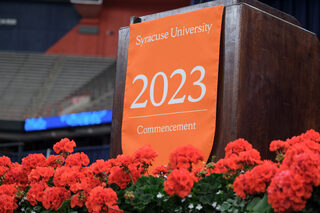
[110,0,320,160]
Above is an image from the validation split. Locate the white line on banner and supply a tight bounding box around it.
[128,109,208,119]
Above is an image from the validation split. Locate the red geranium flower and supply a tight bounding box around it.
[108,164,141,189]
[53,138,76,155]
[0,156,11,167]
[21,153,46,174]
[225,138,252,158]
[238,149,262,165]
[65,152,90,167]
[153,165,169,177]
[0,166,9,178]
[28,166,54,183]
[269,140,289,152]
[132,145,158,166]
[85,186,119,213]
[41,187,71,211]
[71,191,86,208]
[3,163,28,187]
[90,159,108,176]
[267,170,313,213]
[0,194,18,213]
[233,160,278,198]
[0,184,17,198]
[46,155,65,168]
[26,182,46,206]
[169,145,204,170]
[164,169,195,198]
[212,156,240,173]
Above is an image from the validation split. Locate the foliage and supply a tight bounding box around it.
[0,130,319,213]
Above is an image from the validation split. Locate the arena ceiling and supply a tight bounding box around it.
[0,51,115,121]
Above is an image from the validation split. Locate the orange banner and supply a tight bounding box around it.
[122,6,224,167]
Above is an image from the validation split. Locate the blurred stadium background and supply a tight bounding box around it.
[0,0,319,163]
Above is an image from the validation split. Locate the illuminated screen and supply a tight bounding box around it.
[24,110,112,132]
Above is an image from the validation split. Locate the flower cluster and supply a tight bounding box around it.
[86,187,120,213]
[233,160,278,198]
[53,138,76,157]
[267,129,320,212]
[0,184,18,212]
[106,146,157,189]
[0,130,319,213]
[211,139,262,174]
[232,129,320,213]
[161,145,205,198]
[164,168,196,198]
[169,144,204,171]
[0,138,121,213]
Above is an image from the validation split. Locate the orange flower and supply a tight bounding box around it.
[65,152,90,167]
[233,174,246,199]
[132,145,158,166]
[0,166,9,177]
[28,166,54,183]
[225,138,252,158]
[301,129,320,143]
[85,186,119,213]
[212,156,240,173]
[53,166,80,189]
[53,138,76,155]
[71,191,86,208]
[0,194,18,213]
[21,153,46,174]
[238,149,262,165]
[153,165,169,177]
[0,184,17,198]
[108,165,139,189]
[0,184,19,212]
[233,161,278,198]
[113,154,134,169]
[46,155,65,168]
[283,149,320,186]
[90,159,109,176]
[267,170,312,213]
[192,167,204,182]
[0,156,11,167]
[3,163,28,187]
[169,145,203,170]
[164,169,195,198]
[41,187,71,211]
[26,182,46,206]
[269,140,289,152]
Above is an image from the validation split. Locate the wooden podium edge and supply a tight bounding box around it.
[110,1,320,160]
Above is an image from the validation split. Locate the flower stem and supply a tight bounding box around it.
[128,172,135,185]
[108,205,123,212]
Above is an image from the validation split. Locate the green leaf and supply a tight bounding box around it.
[47,176,54,187]
[248,194,273,213]
[33,206,42,212]
[246,197,261,211]
[119,176,165,212]
[220,202,231,211]
[57,200,71,213]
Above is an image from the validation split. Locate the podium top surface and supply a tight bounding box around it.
[131,0,300,27]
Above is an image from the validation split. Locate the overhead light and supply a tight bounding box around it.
[0,18,17,26]
[70,0,103,4]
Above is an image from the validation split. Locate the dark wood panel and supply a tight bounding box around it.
[110,0,320,160]
[136,0,300,26]
[211,4,243,160]
[212,3,320,160]
[237,4,320,159]
[110,27,129,158]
